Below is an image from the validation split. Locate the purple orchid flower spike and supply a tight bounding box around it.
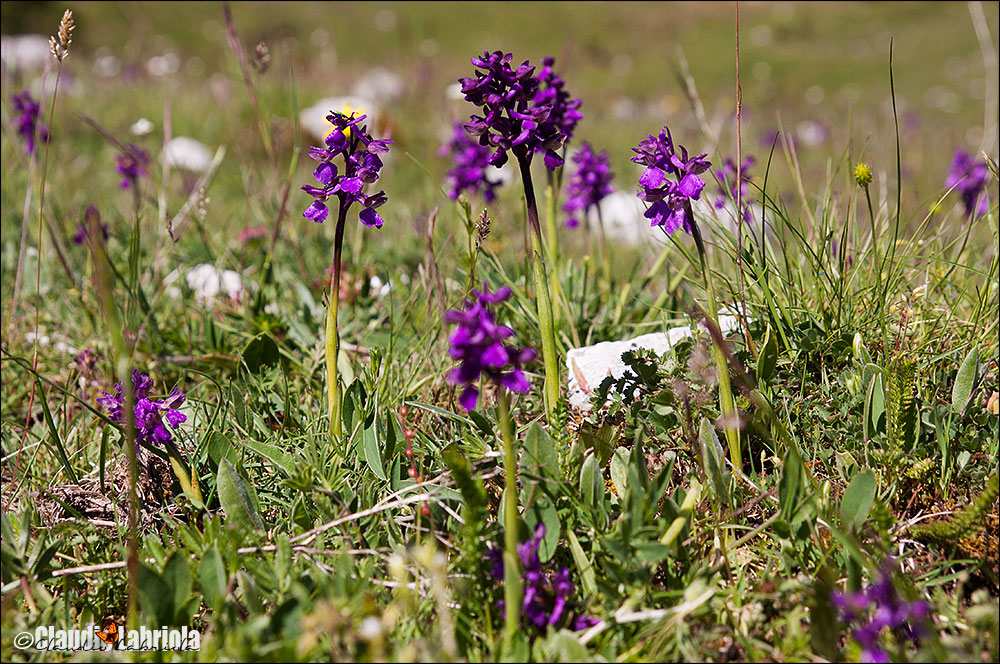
[485,522,597,634]
[445,284,535,410]
[302,111,392,227]
[439,120,503,203]
[98,370,187,448]
[631,126,712,234]
[563,142,614,228]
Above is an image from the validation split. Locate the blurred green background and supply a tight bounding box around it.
[2,1,997,236]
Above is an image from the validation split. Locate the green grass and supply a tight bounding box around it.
[1,2,998,662]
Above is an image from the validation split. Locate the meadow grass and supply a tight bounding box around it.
[1,2,998,662]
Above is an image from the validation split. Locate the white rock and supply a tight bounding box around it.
[1,34,50,72]
[565,309,745,411]
[300,96,380,142]
[184,264,243,304]
[351,68,404,102]
[163,137,213,173]
[131,118,154,136]
[583,189,662,247]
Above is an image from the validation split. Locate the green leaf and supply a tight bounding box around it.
[521,423,560,483]
[163,553,192,623]
[952,347,978,414]
[864,368,885,438]
[840,469,876,530]
[756,326,778,384]
[206,431,237,467]
[34,377,77,484]
[241,333,280,374]
[525,498,560,563]
[137,563,173,626]
[810,567,839,660]
[779,450,802,523]
[566,529,596,596]
[578,421,617,467]
[362,423,387,481]
[698,418,730,504]
[610,448,629,498]
[441,443,485,525]
[467,409,494,439]
[217,458,265,531]
[579,453,600,507]
[200,545,226,612]
[239,438,296,476]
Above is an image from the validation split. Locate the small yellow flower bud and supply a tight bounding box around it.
[854,161,872,187]
[854,162,873,187]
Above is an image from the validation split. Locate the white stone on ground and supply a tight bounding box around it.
[167,264,244,305]
[163,137,213,173]
[351,68,405,102]
[566,308,745,411]
[584,189,662,247]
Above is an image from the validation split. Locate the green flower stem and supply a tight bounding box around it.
[543,184,565,327]
[326,202,348,439]
[596,206,611,285]
[498,391,522,642]
[690,215,741,472]
[517,158,560,420]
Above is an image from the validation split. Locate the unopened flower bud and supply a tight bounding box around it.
[854,162,872,187]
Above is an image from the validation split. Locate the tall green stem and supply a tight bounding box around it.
[326,203,348,439]
[690,216,741,471]
[498,392,522,642]
[544,184,564,327]
[517,157,560,420]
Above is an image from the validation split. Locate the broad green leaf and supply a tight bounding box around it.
[240,438,296,476]
[137,564,173,626]
[217,458,265,531]
[810,568,839,660]
[779,450,802,522]
[241,333,280,373]
[521,423,560,483]
[756,326,778,384]
[840,469,876,530]
[578,421,617,467]
[206,431,237,467]
[698,418,730,504]
[163,554,192,623]
[362,424,387,481]
[525,499,560,563]
[200,545,226,612]
[610,448,629,498]
[952,347,978,414]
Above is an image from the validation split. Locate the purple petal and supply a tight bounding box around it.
[459,385,479,410]
[304,201,328,223]
[359,207,383,228]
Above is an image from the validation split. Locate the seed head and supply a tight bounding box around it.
[252,42,271,74]
[854,162,873,188]
[49,10,75,62]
